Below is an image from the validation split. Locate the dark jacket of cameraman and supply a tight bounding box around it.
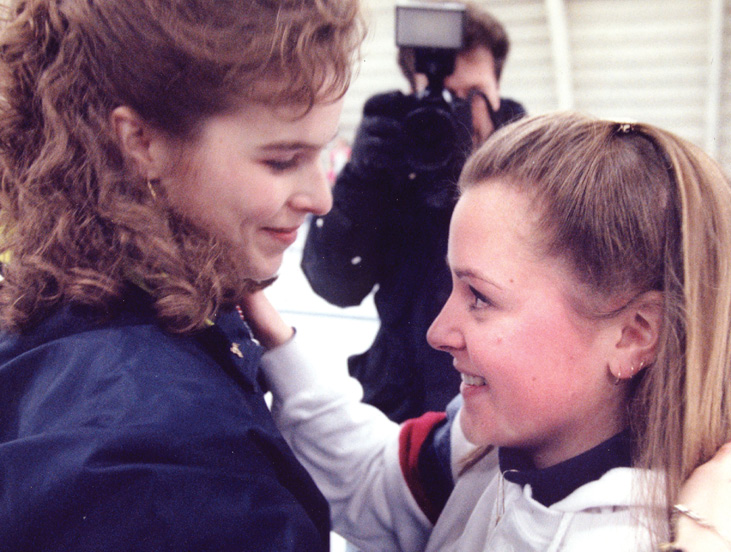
[302,90,525,423]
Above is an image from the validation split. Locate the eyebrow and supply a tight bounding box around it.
[259,131,340,152]
[258,142,320,152]
[454,268,504,291]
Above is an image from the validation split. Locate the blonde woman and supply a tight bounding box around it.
[245,112,731,551]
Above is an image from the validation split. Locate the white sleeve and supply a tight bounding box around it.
[261,336,432,552]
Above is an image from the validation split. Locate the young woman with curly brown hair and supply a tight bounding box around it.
[0,0,364,550]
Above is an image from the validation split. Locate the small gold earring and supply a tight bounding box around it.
[147,179,158,199]
[614,367,622,385]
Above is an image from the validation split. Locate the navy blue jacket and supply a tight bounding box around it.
[0,292,329,551]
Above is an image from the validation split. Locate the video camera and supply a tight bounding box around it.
[395,1,476,172]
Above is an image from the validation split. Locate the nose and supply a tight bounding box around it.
[426,294,464,354]
[290,163,333,216]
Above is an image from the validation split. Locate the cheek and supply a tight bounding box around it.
[204,166,280,224]
[507,321,601,404]
[520,303,592,361]
[473,320,581,397]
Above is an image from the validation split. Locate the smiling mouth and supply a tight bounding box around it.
[461,374,487,387]
[261,226,300,246]
[267,225,300,235]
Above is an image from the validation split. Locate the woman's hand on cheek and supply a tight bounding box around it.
[239,291,295,350]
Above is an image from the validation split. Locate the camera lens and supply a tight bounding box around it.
[403,104,459,171]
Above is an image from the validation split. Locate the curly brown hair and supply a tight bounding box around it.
[0,0,365,333]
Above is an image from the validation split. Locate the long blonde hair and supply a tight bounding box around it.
[459,111,731,533]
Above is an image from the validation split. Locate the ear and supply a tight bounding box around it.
[110,106,171,180]
[607,290,663,382]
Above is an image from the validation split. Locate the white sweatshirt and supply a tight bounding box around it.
[261,337,664,552]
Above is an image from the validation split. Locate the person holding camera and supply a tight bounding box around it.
[301,0,526,423]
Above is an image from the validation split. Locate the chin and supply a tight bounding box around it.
[244,255,283,282]
[246,270,280,286]
[460,409,497,447]
[460,411,483,445]
[243,275,279,293]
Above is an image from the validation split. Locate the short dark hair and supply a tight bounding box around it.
[398,0,510,90]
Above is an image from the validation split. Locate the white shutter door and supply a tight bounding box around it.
[718,1,731,171]
[568,0,708,146]
[478,0,558,115]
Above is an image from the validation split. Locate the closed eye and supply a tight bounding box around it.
[264,157,299,172]
[468,285,494,310]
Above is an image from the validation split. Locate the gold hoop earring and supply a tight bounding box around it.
[614,366,622,386]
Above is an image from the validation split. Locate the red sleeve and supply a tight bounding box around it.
[398,411,447,524]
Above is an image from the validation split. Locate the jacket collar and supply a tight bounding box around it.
[499,429,632,507]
